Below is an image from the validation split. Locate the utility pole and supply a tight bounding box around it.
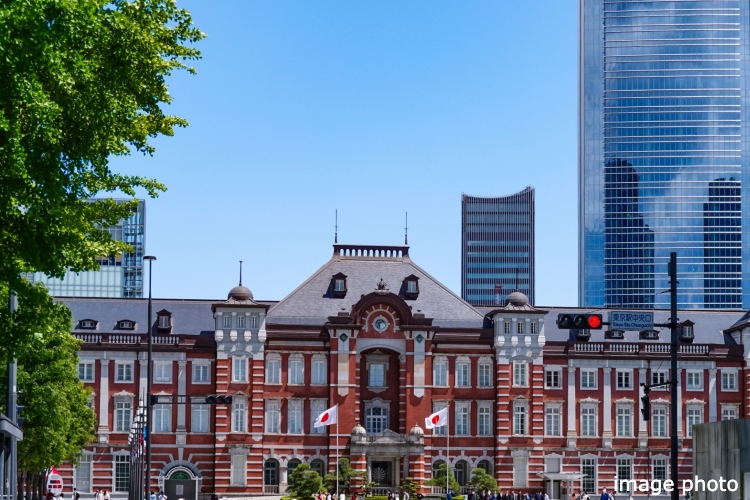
[668,252,678,500]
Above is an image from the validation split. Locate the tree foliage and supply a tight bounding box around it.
[425,463,460,494]
[324,458,365,493]
[0,0,204,359]
[401,477,420,497]
[469,468,497,493]
[287,464,325,500]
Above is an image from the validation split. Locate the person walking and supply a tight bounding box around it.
[103,490,110,500]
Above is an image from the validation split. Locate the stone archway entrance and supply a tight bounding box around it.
[164,468,197,500]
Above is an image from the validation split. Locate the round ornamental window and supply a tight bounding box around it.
[374,318,388,332]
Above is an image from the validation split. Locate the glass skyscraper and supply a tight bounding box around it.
[461,188,535,306]
[579,0,750,309]
[31,199,146,297]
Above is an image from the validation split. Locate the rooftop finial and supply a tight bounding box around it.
[335,209,338,244]
[515,267,519,291]
[405,212,408,245]
[239,260,243,286]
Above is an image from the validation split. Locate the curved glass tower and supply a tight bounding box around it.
[579,0,750,309]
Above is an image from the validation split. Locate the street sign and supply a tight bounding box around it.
[609,311,654,331]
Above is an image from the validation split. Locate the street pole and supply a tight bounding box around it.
[668,252,678,500]
[8,291,18,500]
[144,256,156,499]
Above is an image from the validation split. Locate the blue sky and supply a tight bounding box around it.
[111,1,579,306]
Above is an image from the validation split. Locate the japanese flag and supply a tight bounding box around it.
[314,405,338,428]
[425,407,448,429]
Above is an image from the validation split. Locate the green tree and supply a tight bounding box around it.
[425,463,460,494]
[469,468,497,493]
[0,0,204,358]
[324,458,365,493]
[401,477,420,497]
[287,463,325,500]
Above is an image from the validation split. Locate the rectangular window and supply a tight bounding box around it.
[192,404,209,433]
[652,371,668,390]
[233,357,248,382]
[223,315,232,329]
[545,406,561,436]
[289,357,304,385]
[616,458,632,493]
[581,369,597,389]
[233,400,247,433]
[653,458,667,482]
[154,361,171,383]
[369,363,385,387]
[478,363,492,388]
[722,371,737,391]
[516,322,524,334]
[154,404,171,432]
[513,405,527,435]
[513,361,528,387]
[334,279,345,292]
[312,359,327,385]
[115,362,132,382]
[456,362,470,387]
[250,315,259,328]
[288,400,303,434]
[616,370,631,389]
[581,458,596,495]
[545,368,561,389]
[114,456,129,492]
[75,455,92,492]
[193,363,210,383]
[686,371,703,390]
[407,281,417,293]
[581,407,597,436]
[455,404,469,435]
[78,363,94,382]
[311,400,326,434]
[265,400,279,433]
[530,322,537,334]
[722,406,738,421]
[432,402,447,436]
[617,407,632,437]
[434,361,448,387]
[237,315,246,328]
[687,408,702,437]
[504,322,511,334]
[231,455,246,486]
[265,357,280,384]
[478,406,491,436]
[513,456,528,488]
[652,407,667,437]
[115,401,131,432]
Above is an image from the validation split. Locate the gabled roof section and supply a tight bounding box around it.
[725,309,750,334]
[267,244,484,328]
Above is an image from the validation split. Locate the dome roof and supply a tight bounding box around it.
[409,423,424,436]
[351,424,367,436]
[505,290,529,307]
[228,284,253,301]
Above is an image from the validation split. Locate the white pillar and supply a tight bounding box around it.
[98,359,110,442]
[566,366,577,447]
[638,368,648,447]
[139,359,148,400]
[177,360,187,431]
[676,368,683,437]
[708,368,717,422]
[602,367,613,445]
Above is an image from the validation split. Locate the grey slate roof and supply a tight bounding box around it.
[539,307,745,345]
[60,297,218,335]
[267,248,484,329]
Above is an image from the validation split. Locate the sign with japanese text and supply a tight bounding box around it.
[609,311,654,331]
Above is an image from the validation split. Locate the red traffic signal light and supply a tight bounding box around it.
[557,313,603,330]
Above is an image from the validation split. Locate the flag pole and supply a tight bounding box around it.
[446,401,450,495]
[336,409,340,500]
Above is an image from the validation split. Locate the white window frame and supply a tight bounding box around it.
[455,402,470,436]
[504,322,511,334]
[237,315,246,329]
[78,362,94,382]
[192,361,210,384]
[456,357,471,387]
[721,404,739,421]
[115,362,133,382]
[513,453,528,488]
[114,454,130,492]
[580,457,597,495]
[233,356,248,383]
[652,457,667,482]
[478,402,492,436]
[652,370,668,390]
[114,397,133,432]
[154,404,171,433]
[686,370,703,391]
[686,405,703,438]
[407,280,417,293]
[250,315,259,329]
[232,398,247,433]
[158,315,170,329]
[722,370,738,391]
[154,361,172,383]
[265,354,280,385]
[264,399,280,433]
[516,321,524,334]
[513,400,528,435]
[616,369,632,390]
[478,359,492,388]
[616,457,633,493]
[581,369,597,390]
[288,354,304,385]
[581,404,598,437]
[364,399,390,434]
[334,279,345,292]
[652,405,667,437]
[545,367,562,389]
[311,400,327,434]
[433,357,448,387]
[616,405,633,437]
[513,360,529,387]
[311,355,327,385]
[191,403,209,433]
[223,315,232,329]
[545,404,562,437]
[231,454,247,486]
[530,322,537,334]
[288,399,303,434]
[369,363,386,387]
[74,454,93,492]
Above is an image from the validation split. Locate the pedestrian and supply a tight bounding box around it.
[327,492,332,500]
[404,491,410,500]
[104,490,110,500]
[73,489,80,500]
[544,493,549,500]
[447,491,453,500]
[212,493,218,500]
[600,488,611,500]
[150,491,156,500]
[416,491,424,500]
[340,492,345,500]
[469,490,477,500]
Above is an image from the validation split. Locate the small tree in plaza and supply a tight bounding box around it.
[469,468,497,492]
[425,463,461,494]
[401,477,420,497]
[324,458,365,493]
[287,463,324,500]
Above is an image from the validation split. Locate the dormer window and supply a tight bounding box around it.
[330,273,347,298]
[156,309,172,333]
[117,320,135,330]
[79,319,98,330]
[640,330,659,340]
[401,274,420,300]
[681,321,695,341]
[575,329,591,339]
[607,329,625,339]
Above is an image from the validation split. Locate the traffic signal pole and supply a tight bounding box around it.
[669,252,678,500]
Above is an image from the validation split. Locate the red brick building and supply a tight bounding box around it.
[58,243,750,500]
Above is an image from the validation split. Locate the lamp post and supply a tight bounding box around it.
[144,256,156,500]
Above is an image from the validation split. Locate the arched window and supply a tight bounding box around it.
[310,459,325,477]
[288,459,301,476]
[477,460,492,476]
[455,460,468,486]
[365,402,389,434]
[432,460,446,480]
[264,459,279,486]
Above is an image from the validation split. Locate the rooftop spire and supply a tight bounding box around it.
[405,212,408,245]
[334,209,338,244]
[515,267,519,291]
[239,260,243,286]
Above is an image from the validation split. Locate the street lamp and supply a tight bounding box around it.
[144,256,156,500]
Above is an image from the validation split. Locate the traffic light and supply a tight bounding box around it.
[205,395,233,405]
[557,313,603,330]
[149,395,158,406]
[641,387,650,421]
